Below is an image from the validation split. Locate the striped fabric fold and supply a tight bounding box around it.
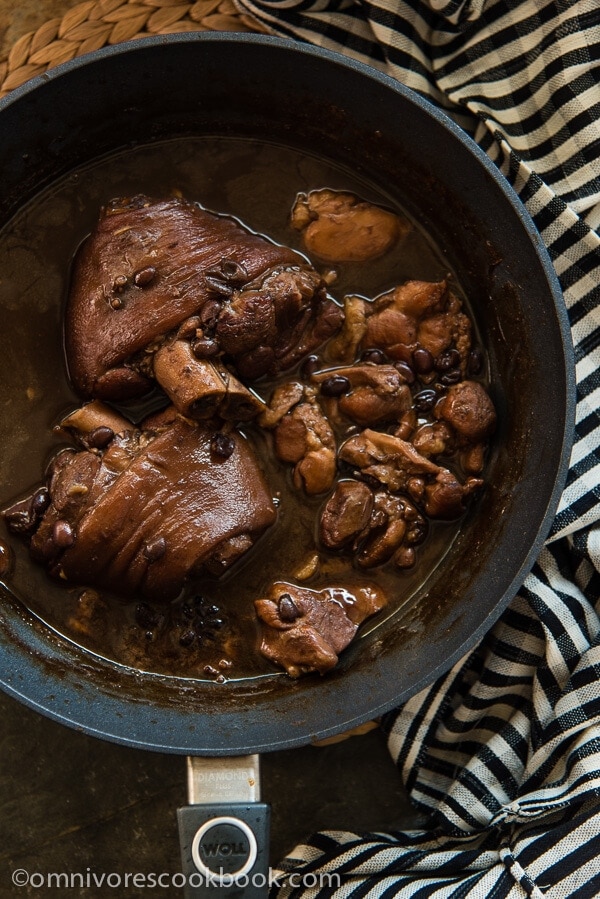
[234,0,600,893]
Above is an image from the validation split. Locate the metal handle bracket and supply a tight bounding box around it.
[178,756,270,899]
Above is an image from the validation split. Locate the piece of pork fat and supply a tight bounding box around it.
[4,402,276,602]
[65,195,342,406]
[255,581,387,677]
[339,428,482,520]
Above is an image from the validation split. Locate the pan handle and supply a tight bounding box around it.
[178,755,270,899]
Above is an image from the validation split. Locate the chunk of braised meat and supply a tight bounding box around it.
[291,189,409,263]
[320,480,374,549]
[214,265,342,379]
[433,380,497,474]
[320,480,426,569]
[358,492,426,569]
[364,279,471,365]
[3,401,276,602]
[326,294,368,362]
[435,380,497,442]
[262,383,337,495]
[339,428,482,519]
[255,580,387,677]
[311,364,412,426]
[328,280,471,379]
[422,469,480,519]
[411,421,454,457]
[259,381,304,429]
[65,195,342,410]
[339,429,439,492]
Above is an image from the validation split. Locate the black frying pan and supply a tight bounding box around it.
[0,33,573,888]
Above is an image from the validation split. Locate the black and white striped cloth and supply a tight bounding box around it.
[234,0,600,895]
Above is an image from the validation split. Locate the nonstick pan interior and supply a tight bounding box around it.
[0,34,574,754]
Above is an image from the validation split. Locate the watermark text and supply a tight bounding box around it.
[11,867,340,891]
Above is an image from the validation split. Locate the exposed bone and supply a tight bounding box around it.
[153,339,264,420]
[57,400,132,441]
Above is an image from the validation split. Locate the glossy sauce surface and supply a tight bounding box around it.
[0,137,470,680]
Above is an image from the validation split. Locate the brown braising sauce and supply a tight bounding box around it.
[0,137,486,681]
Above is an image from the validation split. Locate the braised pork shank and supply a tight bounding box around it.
[4,402,276,602]
[65,195,342,412]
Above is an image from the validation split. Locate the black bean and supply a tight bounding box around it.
[300,354,320,379]
[210,433,235,459]
[394,361,416,385]
[413,389,438,413]
[412,347,434,374]
[31,487,51,515]
[191,337,219,359]
[143,536,166,562]
[52,519,75,548]
[320,375,351,397]
[87,426,114,449]
[135,602,161,630]
[278,593,301,622]
[440,368,462,386]
[435,348,460,372]
[179,629,196,648]
[204,274,232,297]
[206,617,224,630]
[134,266,157,287]
[200,300,222,330]
[360,348,387,365]
[220,259,247,282]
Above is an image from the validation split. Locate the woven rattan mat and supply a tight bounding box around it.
[0,0,268,98]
